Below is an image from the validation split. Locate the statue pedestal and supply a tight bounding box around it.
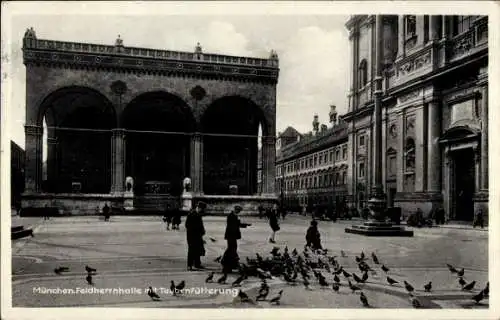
[124,191,134,211]
[181,192,193,212]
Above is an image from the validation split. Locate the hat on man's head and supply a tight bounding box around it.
[197,201,207,210]
[234,205,243,213]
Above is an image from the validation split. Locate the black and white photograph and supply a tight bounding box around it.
[1,1,499,319]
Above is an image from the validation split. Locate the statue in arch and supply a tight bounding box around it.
[125,176,134,193]
[183,177,192,193]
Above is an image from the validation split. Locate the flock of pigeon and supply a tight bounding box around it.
[52,245,489,308]
[206,246,488,308]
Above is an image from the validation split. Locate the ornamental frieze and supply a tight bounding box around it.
[397,50,431,77]
[398,90,422,104]
[451,31,475,58]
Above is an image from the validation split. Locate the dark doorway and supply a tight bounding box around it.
[453,148,475,221]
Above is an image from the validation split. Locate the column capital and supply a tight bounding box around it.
[111,128,126,137]
[25,124,43,136]
[262,136,276,145]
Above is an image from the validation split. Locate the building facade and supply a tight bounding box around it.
[276,106,349,212]
[21,28,279,214]
[343,15,488,222]
[11,141,25,209]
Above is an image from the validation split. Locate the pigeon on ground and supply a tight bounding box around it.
[333,274,340,283]
[462,281,476,291]
[404,281,414,293]
[457,268,465,277]
[348,280,361,293]
[205,272,214,283]
[360,292,369,307]
[209,237,217,242]
[332,282,340,293]
[381,265,389,273]
[85,265,96,273]
[232,274,246,287]
[446,263,458,274]
[217,273,228,284]
[147,286,160,301]
[458,277,466,287]
[424,282,432,292]
[371,252,380,264]
[86,273,93,285]
[386,276,398,285]
[409,294,421,308]
[269,290,283,305]
[472,290,485,304]
[214,255,222,263]
[238,290,253,303]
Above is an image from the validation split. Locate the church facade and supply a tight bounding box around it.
[343,15,488,222]
[21,28,279,214]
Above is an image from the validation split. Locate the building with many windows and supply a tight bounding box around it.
[276,106,349,212]
[343,15,488,222]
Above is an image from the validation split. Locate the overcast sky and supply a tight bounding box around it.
[3,8,350,149]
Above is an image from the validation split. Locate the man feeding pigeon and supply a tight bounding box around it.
[222,205,251,273]
[185,201,207,270]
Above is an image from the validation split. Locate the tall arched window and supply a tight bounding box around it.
[404,137,415,174]
[358,59,367,89]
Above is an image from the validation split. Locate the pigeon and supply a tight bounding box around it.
[348,280,361,293]
[472,290,485,304]
[319,276,329,287]
[334,266,344,275]
[217,273,228,284]
[232,274,245,287]
[381,265,389,273]
[209,237,217,242]
[446,263,458,274]
[424,282,432,292]
[85,273,93,285]
[333,274,340,283]
[353,273,364,283]
[457,268,465,277]
[147,286,160,301]
[85,265,96,273]
[482,282,489,297]
[205,272,214,283]
[360,251,365,260]
[361,271,368,283]
[355,256,362,263]
[238,289,252,303]
[292,248,298,256]
[54,268,63,275]
[404,281,414,293]
[371,252,380,264]
[360,292,369,307]
[175,280,186,291]
[458,277,466,287]
[269,290,283,305]
[170,280,177,296]
[386,276,398,285]
[462,281,476,291]
[332,282,340,293]
[341,250,347,258]
[409,294,421,308]
[342,270,352,278]
[214,255,222,263]
[256,283,269,301]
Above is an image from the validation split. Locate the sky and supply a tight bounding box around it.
[3,6,350,149]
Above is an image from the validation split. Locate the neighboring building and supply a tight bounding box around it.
[276,106,349,211]
[343,15,488,222]
[11,141,25,209]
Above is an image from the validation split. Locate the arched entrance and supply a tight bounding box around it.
[202,96,266,195]
[122,92,194,196]
[441,125,480,221]
[38,87,115,193]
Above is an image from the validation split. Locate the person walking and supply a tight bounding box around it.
[269,206,280,243]
[185,201,206,270]
[222,205,251,273]
[306,220,322,251]
[163,203,173,230]
[103,203,110,222]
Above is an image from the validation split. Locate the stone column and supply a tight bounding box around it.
[396,113,404,192]
[441,16,449,39]
[24,125,43,193]
[427,100,441,192]
[479,77,488,191]
[261,136,276,195]
[474,147,481,192]
[190,133,204,194]
[415,106,427,192]
[47,137,58,192]
[430,15,441,41]
[398,15,405,58]
[367,15,386,220]
[111,129,126,193]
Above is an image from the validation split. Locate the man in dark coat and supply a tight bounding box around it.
[103,203,110,222]
[222,205,251,273]
[185,201,206,270]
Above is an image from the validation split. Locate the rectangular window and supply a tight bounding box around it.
[359,135,365,147]
[342,171,347,185]
[329,151,333,162]
[314,177,317,188]
[336,172,340,185]
[319,154,323,165]
[314,155,318,166]
[405,15,416,37]
[324,153,328,163]
[343,146,347,160]
[454,15,475,35]
[336,149,340,161]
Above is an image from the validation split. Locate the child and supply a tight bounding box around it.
[269,207,280,243]
[172,208,182,230]
[306,220,322,250]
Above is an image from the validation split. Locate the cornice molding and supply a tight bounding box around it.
[23,39,279,84]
